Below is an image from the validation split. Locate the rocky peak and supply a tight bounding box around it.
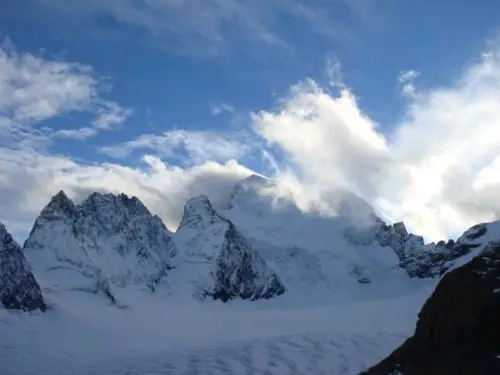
[23,191,177,302]
[81,192,150,218]
[174,195,285,302]
[0,222,46,312]
[178,195,221,232]
[39,190,77,219]
[362,241,500,375]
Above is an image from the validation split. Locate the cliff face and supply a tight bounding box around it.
[361,241,500,375]
[0,223,46,312]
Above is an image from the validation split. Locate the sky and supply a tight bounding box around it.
[1,0,500,242]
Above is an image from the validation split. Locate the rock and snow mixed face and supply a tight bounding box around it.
[23,191,177,303]
[173,195,285,302]
[220,175,423,300]
[0,223,45,312]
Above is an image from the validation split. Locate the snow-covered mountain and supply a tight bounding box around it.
[23,191,177,304]
[171,195,285,301]
[219,175,429,301]
[0,223,45,312]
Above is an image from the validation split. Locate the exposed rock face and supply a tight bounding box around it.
[372,221,489,279]
[175,195,285,302]
[207,223,285,301]
[0,223,46,312]
[23,191,176,301]
[361,241,500,375]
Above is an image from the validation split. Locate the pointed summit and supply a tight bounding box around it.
[183,195,214,215]
[178,195,219,231]
[45,190,76,214]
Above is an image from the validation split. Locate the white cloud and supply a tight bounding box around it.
[0,43,97,125]
[100,129,250,165]
[0,40,131,145]
[91,100,133,130]
[53,127,97,140]
[398,69,420,98]
[251,43,500,240]
[210,102,235,116]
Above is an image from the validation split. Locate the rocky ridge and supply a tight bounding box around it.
[0,223,46,312]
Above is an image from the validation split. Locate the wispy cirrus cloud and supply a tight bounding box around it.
[210,102,234,116]
[398,69,420,98]
[29,0,379,54]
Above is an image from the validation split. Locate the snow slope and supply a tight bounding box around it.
[0,284,433,375]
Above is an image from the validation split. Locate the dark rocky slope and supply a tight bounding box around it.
[0,223,46,312]
[361,241,500,375]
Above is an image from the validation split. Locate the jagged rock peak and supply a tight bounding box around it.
[205,222,286,302]
[0,222,46,312]
[81,192,150,216]
[42,190,77,215]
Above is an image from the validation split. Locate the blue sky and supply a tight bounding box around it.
[1,0,500,241]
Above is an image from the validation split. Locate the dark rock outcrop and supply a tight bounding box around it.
[361,241,500,375]
[0,223,46,312]
[207,222,285,302]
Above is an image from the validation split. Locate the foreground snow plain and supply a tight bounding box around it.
[1,281,435,375]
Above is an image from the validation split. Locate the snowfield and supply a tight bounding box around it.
[0,284,434,375]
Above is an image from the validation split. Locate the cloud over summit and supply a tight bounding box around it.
[252,45,500,240]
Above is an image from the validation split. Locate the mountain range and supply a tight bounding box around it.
[1,174,499,374]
